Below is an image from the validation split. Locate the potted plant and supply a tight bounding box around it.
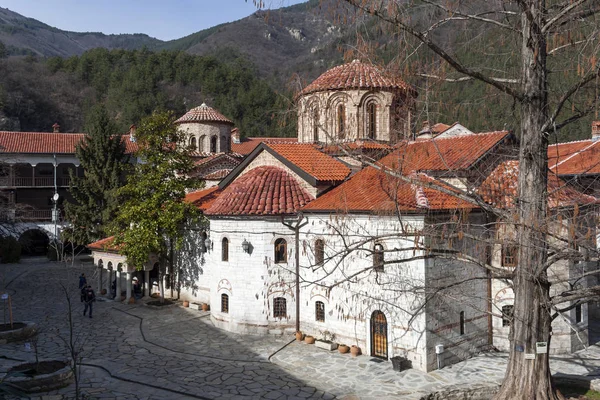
[315,330,338,351]
[295,331,303,341]
[182,300,189,307]
[201,303,209,311]
[338,344,350,354]
[304,335,315,344]
[350,345,362,357]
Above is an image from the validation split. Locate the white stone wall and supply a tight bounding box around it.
[299,213,430,370]
[178,122,232,153]
[297,89,411,144]
[424,213,491,372]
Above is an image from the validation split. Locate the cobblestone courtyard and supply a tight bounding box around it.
[1,258,600,400]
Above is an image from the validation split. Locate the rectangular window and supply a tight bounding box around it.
[315,301,325,322]
[273,297,287,319]
[459,311,465,335]
[502,245,518,268]
[221,294,229,314]
[502,305,514,327]
[575,304,582,323]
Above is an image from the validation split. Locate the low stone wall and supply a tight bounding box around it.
[0,321,37,344]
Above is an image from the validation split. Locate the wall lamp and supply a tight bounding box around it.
[242,238,251,254]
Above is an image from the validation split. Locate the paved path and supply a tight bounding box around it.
[1,258,600,400]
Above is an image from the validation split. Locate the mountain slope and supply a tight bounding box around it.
[0,7,161,57]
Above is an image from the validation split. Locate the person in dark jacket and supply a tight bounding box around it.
[83,285,96,318]
[78,273,87,289]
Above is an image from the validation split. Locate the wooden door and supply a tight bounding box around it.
[371,310,388,359]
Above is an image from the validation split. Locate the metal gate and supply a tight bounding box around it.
[371,310,388,359]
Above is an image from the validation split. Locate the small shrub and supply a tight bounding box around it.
[0,236,21,263]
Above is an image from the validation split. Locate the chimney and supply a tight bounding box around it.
[592,121,600,141]
[129,124,136,142]
[231,128,240,144]
[52,123,60,133]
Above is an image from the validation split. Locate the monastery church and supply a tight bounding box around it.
[88,60,599,372]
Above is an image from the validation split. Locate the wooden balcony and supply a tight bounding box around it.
[0,177,73,188]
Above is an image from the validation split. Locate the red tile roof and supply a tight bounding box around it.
[206,166,314,216]
[266,143,351,182]
[302,167,472,213]
[548,140,600,176]
[231,137,297,155]
[203,170,231,180]
[0,131,138,154]
[87,236,120,253]
[298,60,415,97]
[479,160,598,209]
[174,103,233,125]
[321,140,392,154]
[302,132,511,213]
[184,186,222,211]
[386,131,510,172]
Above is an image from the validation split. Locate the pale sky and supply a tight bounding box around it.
[0,0,306,41]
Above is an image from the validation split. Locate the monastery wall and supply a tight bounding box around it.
[179,122,231,153]
[299,213,430,370]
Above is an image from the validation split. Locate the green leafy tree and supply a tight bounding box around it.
[113,110,202,302]
[64,105,129,246]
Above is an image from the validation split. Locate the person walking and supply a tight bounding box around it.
[83,285,96,318]
[78,273,87,289]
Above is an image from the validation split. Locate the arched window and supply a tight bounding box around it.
[210,136,218,153]
[221,294,229,313]
[315,301,325,322]
[189,136,197,150]
[373,243,384,272]
[313,107,319,142]
[502,245,518,267]
[221,238,229,262]
[367,102,377,139]
[315,239,325,266]
[199,136,205,152]
[274,238,287,264]
[273,297,287,318]
[337,104,345,139]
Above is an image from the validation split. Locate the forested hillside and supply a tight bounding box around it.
[0,49,295,137]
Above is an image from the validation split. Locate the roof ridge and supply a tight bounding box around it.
[549,140,599,170]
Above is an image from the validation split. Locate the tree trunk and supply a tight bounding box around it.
[494,1,562,399]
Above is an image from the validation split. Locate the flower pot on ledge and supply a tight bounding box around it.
[295,331,304,341]
[338,344,350,354]
[304,335,315,344]
[351,345,361,357]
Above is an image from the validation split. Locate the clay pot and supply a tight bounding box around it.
[128,297,135,304]
[295,331,303,341]
[201,303,209,311]
[101,289,107,295]
[183,300,189,308]
[338,344,350,354]
[304,335,315,344]
[350,345,361,357]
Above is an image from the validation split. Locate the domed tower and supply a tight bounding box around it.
[296,60,417,144]
[175,103,234,154]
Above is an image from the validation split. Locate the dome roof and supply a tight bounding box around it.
[175,103,233,125]
[297,60,414,97]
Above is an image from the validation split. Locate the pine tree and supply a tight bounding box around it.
[112,110,202,302]
[64,105,129,246]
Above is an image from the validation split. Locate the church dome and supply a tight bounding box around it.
[297,59,414,97]
[175,103,233,125]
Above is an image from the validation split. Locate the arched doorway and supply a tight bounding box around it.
[371,310,388,359]
[18,229,50,255]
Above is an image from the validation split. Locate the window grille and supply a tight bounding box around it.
[273,297,286,318]
[337,104,345,139]
[502,245,518,267]
[221,294,229,314]
[373,243,384,272]
[459,311,465,335]
[315,301,325,322]
[315,239,325,266]
[502,305,513,327]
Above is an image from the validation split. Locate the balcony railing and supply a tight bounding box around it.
[0,177,73,188]
[18,209,53,221]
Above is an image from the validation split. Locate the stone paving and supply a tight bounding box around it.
[1,257,600,400]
